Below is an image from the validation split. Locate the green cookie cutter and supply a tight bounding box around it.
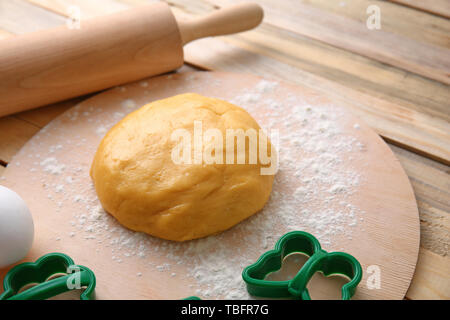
[242,231,362,300]
[0,252,96,300]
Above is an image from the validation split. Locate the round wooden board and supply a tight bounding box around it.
[0,72,419,300]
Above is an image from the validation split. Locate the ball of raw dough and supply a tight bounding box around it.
[90,93,275,241]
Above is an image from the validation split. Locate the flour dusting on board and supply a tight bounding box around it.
[20,74,367,300]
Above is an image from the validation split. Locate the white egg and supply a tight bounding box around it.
[0,185,34,268]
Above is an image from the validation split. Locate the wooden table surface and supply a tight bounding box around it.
[0,0,448,299]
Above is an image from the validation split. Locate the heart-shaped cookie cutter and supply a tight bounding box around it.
[0,252,96,300]
[242,231,362,300]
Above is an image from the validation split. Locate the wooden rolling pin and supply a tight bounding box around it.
[0,2,263,117]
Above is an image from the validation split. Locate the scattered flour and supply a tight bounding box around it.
[95,126,108,137]
[65,176,74,184]
[27,76,367,300]
[122,99,136,109]
[40,157,65,175]
[255,80,278,93]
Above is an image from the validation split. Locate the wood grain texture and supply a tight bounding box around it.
[19,0,450,163]
[390,145,450,257]
[0,0,65,34]
[183,36,450,165]
[226,23,450,122]
[27,0,130,18]
[302,0,450,48]
[389,0,450,19]
[206,0,450,85]
[406,248,450,299]
[14,96,89,128]
[0,98,87,163]
[0,117,40,163]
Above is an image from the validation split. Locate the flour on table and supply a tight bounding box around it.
[23,76,367,300]
[40,157,65,175]
[121,99,136,109]
[65,176,74,184]
[95,126,108,137]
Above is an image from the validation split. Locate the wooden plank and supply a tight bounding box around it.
[389,145,450,257]
[223,24,450,121]
[0,0,65,34]
[0,116,40,163]
[406,248,450,299]
[15,96,90,128]
[27,0,129,18]
[395,144,450,300]
[182,36,450,164]
[205,0,450,85]
[294,0,450,48]
[389,0,450,19]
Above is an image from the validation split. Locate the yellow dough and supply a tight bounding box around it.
[90,93,275,241]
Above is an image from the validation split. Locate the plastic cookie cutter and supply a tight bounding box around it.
[242,231,362,300]
[0,252,96,300]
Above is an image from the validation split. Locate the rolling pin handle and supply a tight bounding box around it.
[177,3,264,45]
